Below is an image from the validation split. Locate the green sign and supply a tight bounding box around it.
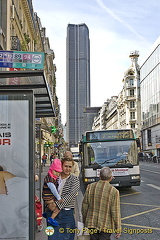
[0,50,44,69]
[51,126,57,133]
[44,142,54,147]
[44,143,50,147]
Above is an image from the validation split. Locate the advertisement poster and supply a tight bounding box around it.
[0,100,29,239]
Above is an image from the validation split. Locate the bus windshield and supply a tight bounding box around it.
[84,140,138,167]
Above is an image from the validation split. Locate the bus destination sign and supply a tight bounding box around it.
[86,130,134,141]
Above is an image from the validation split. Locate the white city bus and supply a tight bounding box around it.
[80,129,141,188]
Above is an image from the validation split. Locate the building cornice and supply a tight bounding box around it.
[22,0,35,37]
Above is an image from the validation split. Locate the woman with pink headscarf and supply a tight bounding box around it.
[42,158,63,226]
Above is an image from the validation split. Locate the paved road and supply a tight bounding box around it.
[77,162,160,240]
[117,162,160,240]
[35,161,160,240]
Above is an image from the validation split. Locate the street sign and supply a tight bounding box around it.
[0,50,44,69]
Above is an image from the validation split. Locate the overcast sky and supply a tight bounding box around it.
[32,0,160,124]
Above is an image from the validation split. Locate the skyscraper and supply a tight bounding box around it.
[66,23,90,146]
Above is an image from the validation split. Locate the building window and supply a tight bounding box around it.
[130,112,135,119]
[130,89,134,96]
[129,79,134,86]
[131,123,135,128]
[130,101,135,108]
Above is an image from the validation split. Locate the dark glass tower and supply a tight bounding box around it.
[66,23,90,146]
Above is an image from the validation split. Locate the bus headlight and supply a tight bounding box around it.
[84,178,95,182]
[131,175,140,180]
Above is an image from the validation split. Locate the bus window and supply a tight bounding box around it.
[85,140,138,166]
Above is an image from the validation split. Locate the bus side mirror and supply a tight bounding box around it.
[136,138,141,148]
[79,144,82,154]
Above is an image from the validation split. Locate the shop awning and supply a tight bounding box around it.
[0,70,55,118]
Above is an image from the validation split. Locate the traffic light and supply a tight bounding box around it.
[51,126,57,133]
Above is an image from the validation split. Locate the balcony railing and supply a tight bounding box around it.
[10,36,21,51]
[0,27,6,50]
[126,95,136,100]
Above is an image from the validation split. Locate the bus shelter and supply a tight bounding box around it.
[0,70,55,239]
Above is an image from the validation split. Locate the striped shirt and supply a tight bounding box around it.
[82,180,121,232]
[42,174,58,201]
[55,174,80,210]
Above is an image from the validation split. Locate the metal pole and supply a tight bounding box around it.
[38,124,42,200]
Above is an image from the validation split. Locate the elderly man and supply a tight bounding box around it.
[63,151,80,177]
[82,167,121,240]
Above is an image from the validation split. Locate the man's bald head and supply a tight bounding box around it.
[63,151,73,160]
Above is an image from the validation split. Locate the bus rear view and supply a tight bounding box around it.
[80,129,141,188]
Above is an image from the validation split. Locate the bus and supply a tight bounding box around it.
[80,129,141,188]
[70,147,80,162]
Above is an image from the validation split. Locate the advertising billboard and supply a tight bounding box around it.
[0,91,34,240]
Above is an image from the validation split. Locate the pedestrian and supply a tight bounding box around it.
[81,167,121,240]
[42,159,64,226]
[46,157,80,240]
[42,153,47,166]
[49,153,55,164]
[63,151,80,177]
[35,174,43,232]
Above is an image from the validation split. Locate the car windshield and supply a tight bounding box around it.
[84,140,138,167]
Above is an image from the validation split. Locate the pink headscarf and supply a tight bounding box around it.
[48,158,62,180]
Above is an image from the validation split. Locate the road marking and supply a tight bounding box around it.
[121,223,160,231]
[147,184,160,190]
[141,168,160,175]
[141,180,145,182]
[121,202,160,208]
[121,207,160,220]
[120,192,140,197]
[140,163,160,168]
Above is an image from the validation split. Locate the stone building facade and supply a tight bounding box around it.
[0,0,63,160]
[92,51,141,138]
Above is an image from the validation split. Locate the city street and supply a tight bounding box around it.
[117,162,160,239]
[76,162,160,240]
[36,162,160,240]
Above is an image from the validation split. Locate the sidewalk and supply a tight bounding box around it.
[35,163,49,240]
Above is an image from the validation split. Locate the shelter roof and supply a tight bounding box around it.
[0,70,55,118]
